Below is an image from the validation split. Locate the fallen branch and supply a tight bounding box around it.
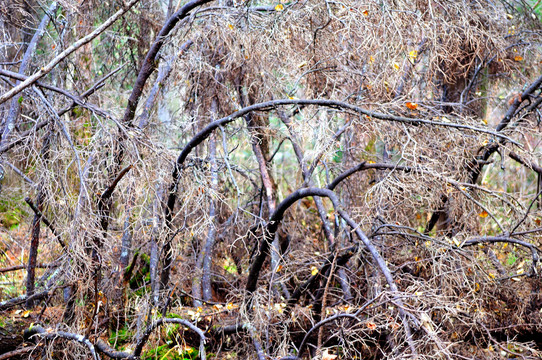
[0,263,57,274]
[24,325,100,360]
[0,346,37,360]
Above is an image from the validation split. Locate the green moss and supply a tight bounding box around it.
[109,326,134,349]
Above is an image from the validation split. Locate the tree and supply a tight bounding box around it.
[1,0,542,359]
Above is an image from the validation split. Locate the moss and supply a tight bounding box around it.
[109,326,134,349]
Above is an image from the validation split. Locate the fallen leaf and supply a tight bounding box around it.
[366,322,377,330]
[478,210,488,218]
[405,102,418,110]
[275,4,284,11]
[514,55,523,62]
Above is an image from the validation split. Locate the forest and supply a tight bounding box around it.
[1,0,542,359]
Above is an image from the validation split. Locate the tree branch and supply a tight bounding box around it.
[0,0,141,105]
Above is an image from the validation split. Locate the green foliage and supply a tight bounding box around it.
[142,344,199,360]
[0,195,28,229]
[506,252,518,266]
[109,326,134,349]
[332,149,343,163]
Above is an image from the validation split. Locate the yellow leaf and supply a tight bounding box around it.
[514,55,523,62]
[369,55,375,64]
[227,24,234,30]
[311,266,318,276]
[22,310,31,318]
[275,265,283,272]
[393,63,400,70]
[366,322,377,330]
[408,50,418,64]
[275,3,284,11]
[226,302,234,310]
[362,10,369,16]
[517,268,525,275]
[502,242,508,249]
[405,102,418,110]
[479,210,489,218]
[474,283,480,292]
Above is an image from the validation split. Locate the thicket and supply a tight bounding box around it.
[1,0,542,359]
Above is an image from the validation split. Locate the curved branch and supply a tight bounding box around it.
[296,295,386,358]
[25,325,100,360]
[244,187,417,355]
[175,99,516,172]
[122,0,213,125]
[94,340,133,359]
[462,236,540,268]
[166,98,510,233]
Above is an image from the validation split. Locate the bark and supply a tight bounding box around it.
[25,129,52,307]
[201,134,218,302]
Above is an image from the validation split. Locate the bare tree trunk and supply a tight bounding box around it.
[193,99,219,305]
[201,134,218,302]
[26,129,53,308]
